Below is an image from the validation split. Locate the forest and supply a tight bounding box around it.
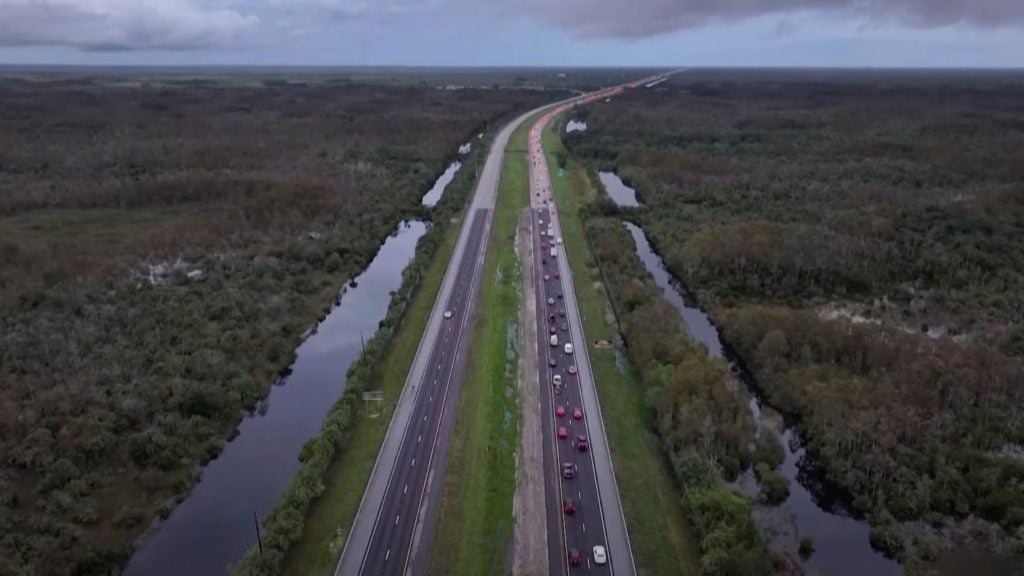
[566,70,1024,564]
[0,75,551,575]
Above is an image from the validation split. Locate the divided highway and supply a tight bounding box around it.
[337,75,668,576]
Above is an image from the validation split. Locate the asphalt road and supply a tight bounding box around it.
[336,76,668,576]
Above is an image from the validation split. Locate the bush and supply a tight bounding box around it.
[799,536,815,558]
[868,524,904,557]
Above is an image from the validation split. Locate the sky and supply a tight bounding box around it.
[0,0,1022,67]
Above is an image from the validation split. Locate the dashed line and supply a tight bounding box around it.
[403,484,408,494]
[411,457,416,467]
[417,434,422,443]
[385,549,390,561]
[395,514,400,525]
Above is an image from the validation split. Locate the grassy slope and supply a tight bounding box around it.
[426,119,535,575]
[542,123,702,576]
[280,223,460,576]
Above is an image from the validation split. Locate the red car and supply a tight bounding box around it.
[569,548,582,566]
[572,408,583,421]
[576,435,589,452]
[563,498,576,514]
[557,426,568,439]
[556,405,566,417]
[568,365,577,375]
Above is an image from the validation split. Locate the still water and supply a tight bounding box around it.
[624,221,900,576]
[565,119,588,133]
[598,171,640,208]
[421,161,463,207]
[124,220,427,576]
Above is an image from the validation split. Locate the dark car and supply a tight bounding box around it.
[549,325,557,334]
[548,356,557,367]
[577,435,589,452]
[557,292,563,300]
[554,273,560,279]
[548,314,556,324]
[569,548,582,567]
[560,322,568,332]
[561,462,575,479]
[563,498,576,514]
[559,309,566,317]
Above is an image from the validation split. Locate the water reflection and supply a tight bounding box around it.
[421,162,462,207]
[624,221,900,576]
[566,119,588,133]
[598,171,640,207]
[124,220,428,576]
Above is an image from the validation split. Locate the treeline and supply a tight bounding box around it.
[229,121,489,575]
[0,77,551,576]
[584,216,772,575]
[564,71,1024,559]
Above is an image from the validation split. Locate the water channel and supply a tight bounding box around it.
[624,221,900,576]
[124,220,427,576]
[421,161,463,207]
[566,119,588,133]
[598,170,640,208]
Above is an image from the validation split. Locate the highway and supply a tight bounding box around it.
[336,75,668,576]
[527,94,638,575]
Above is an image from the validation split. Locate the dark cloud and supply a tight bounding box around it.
[0,0,257,51]
[509,0,1024,39]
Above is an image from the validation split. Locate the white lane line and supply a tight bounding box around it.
[411,457,416,467]
[429,395,433,403]
[395,514,400,525]
[417,434,422,443]
[385,549,390,561]
[583,521,587,533]
[404,484,408,494]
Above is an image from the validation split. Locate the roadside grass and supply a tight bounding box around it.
[279,221,460,576]
[426,119,535,575]
[542,123,702,575]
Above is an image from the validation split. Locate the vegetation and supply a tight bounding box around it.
[426,115,533,576]
[549,167,703,572]
[565,70,1024,557]
[0,75,551,576]
[544,118,761,569]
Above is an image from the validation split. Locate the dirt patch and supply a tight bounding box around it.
[593,339,613,349]
[512,208,547,576]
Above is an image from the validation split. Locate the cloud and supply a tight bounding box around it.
[495,0,1024,39]
[0,0,258,50]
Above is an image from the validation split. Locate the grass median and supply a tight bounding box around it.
[426,118,535,575]
[541,122,702,575]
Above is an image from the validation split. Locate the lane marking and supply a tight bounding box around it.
[417,434,421,443]
[404,484,408,494]
[385,549,390,561]
[411,457,416,467]
[395,514,400,525]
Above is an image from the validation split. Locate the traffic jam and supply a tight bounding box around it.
[528,90,623,572]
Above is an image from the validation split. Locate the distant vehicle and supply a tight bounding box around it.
[549,325,557,334]
[557,238,563,245]
[540,230,546,237]
[568,365,577,375]
[550,247,557,258]
[556,405,566,417]
[559,309,566,317]
[576,435,589,452]
[562,463,575,479]
[564,343,574,355]
[558,426,568,439]
[542,257,547,264]
[548,356,557,367]
[539,219,544,225]
[549,335,558,347]
[560,322,568,332]
[549,314,556,323]
[593,546,607,565]
[572,407,583,420]
[563,498,576,514]
[544,274,550,281]
[554,273,560,279]
[553,374,562,387]
[443,310,453,319]
[569,548,582,567]
[547,297,554,305]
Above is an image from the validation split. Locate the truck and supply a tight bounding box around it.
[550,247,557,258]
[549,334,558,347]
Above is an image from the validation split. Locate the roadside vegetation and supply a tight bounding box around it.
[564,70,1024,562]
[426,118,534,576]
[541,124,717,574]
[0,75,551,576]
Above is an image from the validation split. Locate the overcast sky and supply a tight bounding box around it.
[0,0,1022,67]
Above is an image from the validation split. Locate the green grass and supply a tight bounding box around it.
[426,118,535,575]
[279,222,460,576]
[542,123,702,575]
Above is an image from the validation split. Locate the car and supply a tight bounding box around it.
[549,314,556,323]
[443,310,453,319]
[557,238,564,245]
[556,405,566,417]
[560,322,568,332]
[564,343,574,355]
[593,546,607,565]
[572,407,583,421]
[542,258,547,264]
[539,219,544,225]
[553,374,562,386]
[569,549,582,567]
[576,435,589,452]
[561,462,575,479]
[554,273,560,279]
[568,365,577,375]
[557,292,563,300]
[548,356,557,367]
[549,325,557,334]
[563,498,576,514]
[547,297,555,305]
[540,230,546,237]
[544,274,550,281]
[557,426,568,439]
[559,309,566,317]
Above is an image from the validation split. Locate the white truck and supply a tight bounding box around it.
[549,334,558,347]
[550,247,557,258]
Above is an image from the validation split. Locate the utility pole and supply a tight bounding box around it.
[360,331,366,356]
[253,513,263,556]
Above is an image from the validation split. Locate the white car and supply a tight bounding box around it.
[443,310,453,319]
[564,343,574,355]
[553,374,562,386]
[556,238,563,245]
[593,546,607,565]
